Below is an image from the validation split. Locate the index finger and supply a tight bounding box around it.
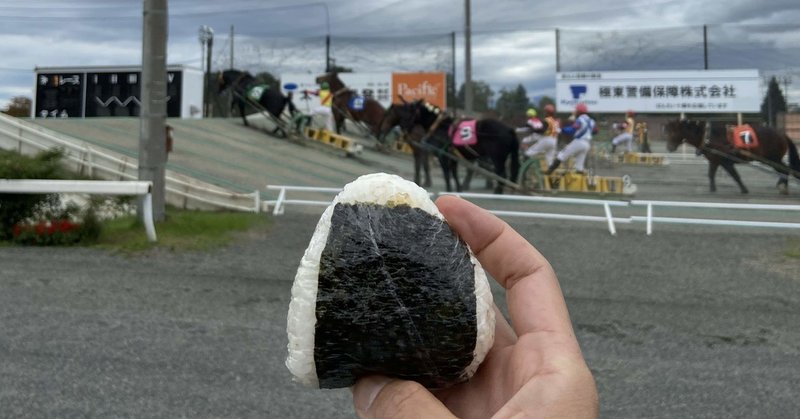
[436,195,575,338]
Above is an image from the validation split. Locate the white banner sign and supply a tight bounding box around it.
[556,70,761,113]
[280,73,392,113]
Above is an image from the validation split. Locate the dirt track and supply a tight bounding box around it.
[2,207,799,418]
[3,118,800,418]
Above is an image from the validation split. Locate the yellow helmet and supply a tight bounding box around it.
[526,108,537,117]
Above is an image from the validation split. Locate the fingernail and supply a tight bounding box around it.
[352,375,392,414]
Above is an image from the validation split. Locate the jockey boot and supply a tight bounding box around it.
[545,159,562,175]
[611,144,616,153]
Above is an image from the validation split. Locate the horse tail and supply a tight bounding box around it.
[787,135,800,180]
[509,127,520,183]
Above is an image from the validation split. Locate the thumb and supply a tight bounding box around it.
[352,376,457,419]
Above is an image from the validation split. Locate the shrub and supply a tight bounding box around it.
[0,148,69,240]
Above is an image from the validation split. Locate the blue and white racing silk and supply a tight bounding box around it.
[572,114,595,141]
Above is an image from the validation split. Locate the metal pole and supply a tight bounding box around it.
[139,0,168,222]
[229,25,234,70]
[703,25,708,70]
[451,31,456,109]
[464,0,473,113]
[326,35,331,72]
[555,28,560,72]
[206,33,213,117]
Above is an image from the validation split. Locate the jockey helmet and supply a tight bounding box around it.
[544,104,555,115]
[526,108,537,117]
[575,103,588,115]
[626,109,636,117]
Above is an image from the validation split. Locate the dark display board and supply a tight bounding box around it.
[35,73,84,118]
[35,70,182,118]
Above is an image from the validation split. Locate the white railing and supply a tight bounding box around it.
[440,192,630,235]
[0,113,260,213]
[265,185,800,236]
[265,186,630,235]
[630,200,800,235]
[266,185,344,216]
[0,179,157,242]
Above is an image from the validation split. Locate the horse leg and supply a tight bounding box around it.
[720,162,748,194]
[439,155,453,192]
[707,161,719,192]
[463,166,474,191]
[777,175,789,195]
[412,148,422,186]
[238,101,248,127]
[451,160,462,192]
[423,151,432,188]
[491,153,508,194]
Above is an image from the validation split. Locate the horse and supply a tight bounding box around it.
[379,101,432,187]
[406,100,520,194]
[314,72,386,139]
[217,69,295,136]
[663,119,800,194]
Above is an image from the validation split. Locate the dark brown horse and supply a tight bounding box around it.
[664,119,800,194]
[379,101,432,187]
[315,72,385,139]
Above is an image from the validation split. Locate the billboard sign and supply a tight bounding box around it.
[392,72,447,109]
[556,70,761,113]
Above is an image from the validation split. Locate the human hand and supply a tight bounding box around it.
[351,195,598,419]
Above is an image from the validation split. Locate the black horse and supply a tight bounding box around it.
[664,119,800,194]
[217,69,296,136]
[405,100,519,193]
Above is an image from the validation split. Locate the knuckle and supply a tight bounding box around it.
[371,380,429,418]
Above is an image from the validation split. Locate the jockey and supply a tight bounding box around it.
[519,106,560,165]
[308,81,334,131]
[545,103,595,175]
[611,110,636,153]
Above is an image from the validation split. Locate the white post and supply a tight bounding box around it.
[273,187,287,216]
[253,190,260,213]
[603,202,617,235]
[142,192,158,242]
[646,203,653,236]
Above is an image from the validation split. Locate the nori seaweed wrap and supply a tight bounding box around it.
[286,173,494,389]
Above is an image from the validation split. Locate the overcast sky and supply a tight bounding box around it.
[2,0,800,109]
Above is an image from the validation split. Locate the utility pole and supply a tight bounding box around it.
[464,0,473,113]
[139,0,168,222]
[199,25,214,117]
[229,25,234,70]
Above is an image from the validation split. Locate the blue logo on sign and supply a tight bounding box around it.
[569,85,587,99]
[283,82,298,91]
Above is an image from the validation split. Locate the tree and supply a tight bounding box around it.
[455,81,493,113]
[538,96,556,112]
[1,96,32,118]
[494,84,531,121]
[761,76,787,127]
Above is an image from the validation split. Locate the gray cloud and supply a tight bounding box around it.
[2,0,800,109]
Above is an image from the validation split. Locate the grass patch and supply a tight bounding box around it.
[96,208,271,253]
[786,239,800,259]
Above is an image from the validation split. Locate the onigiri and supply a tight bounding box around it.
[286,173,495,389]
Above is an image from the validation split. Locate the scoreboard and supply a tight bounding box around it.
[33,65,204,119]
